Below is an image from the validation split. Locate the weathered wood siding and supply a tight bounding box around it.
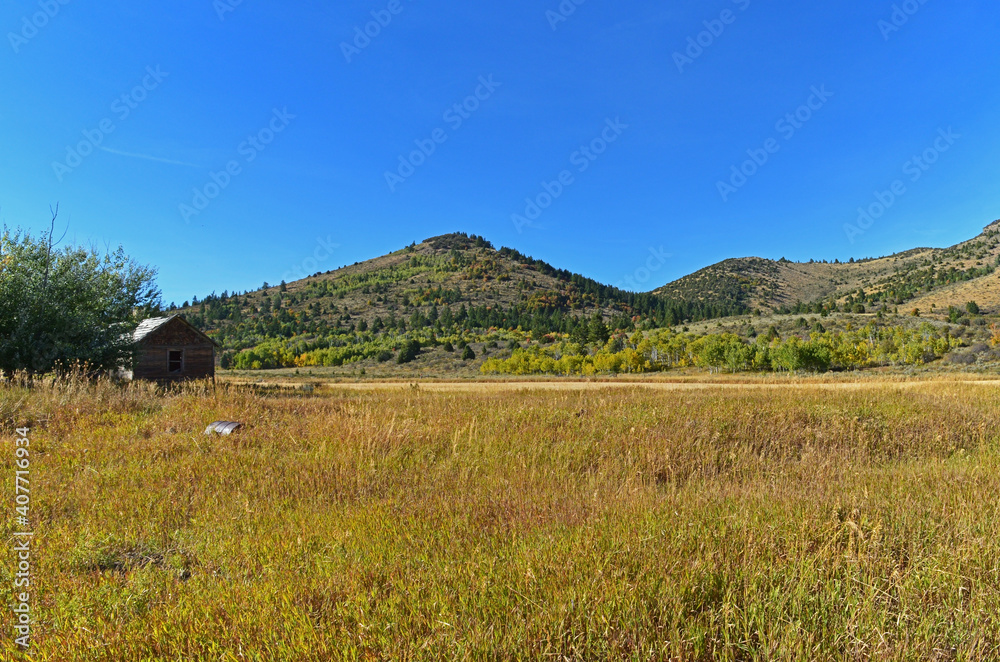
[132,318,215,381]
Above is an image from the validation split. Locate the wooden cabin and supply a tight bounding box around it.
[124,315,218,381]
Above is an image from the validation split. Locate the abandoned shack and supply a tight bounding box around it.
[124,314,218,381]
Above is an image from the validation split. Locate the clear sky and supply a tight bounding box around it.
[2,1,998,305]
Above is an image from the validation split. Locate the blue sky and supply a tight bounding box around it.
[2,0,998,305]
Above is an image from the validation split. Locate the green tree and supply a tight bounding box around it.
[588,312,610,344]
[462,345,476,361]
[772,338,804,372]
[0,222,161,375]
[723,337,753,373]
[396,339,421,364]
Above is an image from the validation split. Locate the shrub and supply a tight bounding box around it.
[944,351,977,365]
[397,340,421,364]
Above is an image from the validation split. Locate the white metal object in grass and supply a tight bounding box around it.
[204,421,243,435]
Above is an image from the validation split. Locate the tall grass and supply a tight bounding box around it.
[2,378,1000,659]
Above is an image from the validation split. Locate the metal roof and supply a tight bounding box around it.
[132,314,220,347]
[132,315,179,342]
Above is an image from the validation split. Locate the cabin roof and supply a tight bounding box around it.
[133,315,219,347]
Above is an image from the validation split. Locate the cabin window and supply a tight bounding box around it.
[168,350,183,373]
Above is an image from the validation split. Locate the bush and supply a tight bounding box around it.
[944,351,977,365]
[442,342,454,353]
[376,350,394,363]
[219,350,236,370]
[397,340,421,364]
[462,346,476,361]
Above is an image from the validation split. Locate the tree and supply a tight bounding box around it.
[0,217,161,375]
[462,345,476,361]
[966,301,980,315]
[772,338,805,372]
[396,339,421,364]
[588,311,609,344]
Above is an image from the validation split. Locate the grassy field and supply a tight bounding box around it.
[2,376,1000,660]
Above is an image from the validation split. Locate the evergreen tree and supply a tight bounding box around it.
[587,311,610,344]
[397,339,421,364]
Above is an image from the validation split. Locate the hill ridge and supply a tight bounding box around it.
[174,221,1000,361]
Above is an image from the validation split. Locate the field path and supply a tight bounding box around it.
[315,378,1000,393]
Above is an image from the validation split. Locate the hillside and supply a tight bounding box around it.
[174,233,745,348]
[655,220,1000,315]
[171,221,1000,371]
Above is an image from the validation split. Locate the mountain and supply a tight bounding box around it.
[176,233,742,358]
[654,220,1000,315]
[175,221,1000,361]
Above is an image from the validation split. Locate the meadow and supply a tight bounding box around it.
[2,375,1000,660]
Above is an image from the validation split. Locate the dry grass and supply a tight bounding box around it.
[2,376,1000,659]
[907,271,1000,316]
